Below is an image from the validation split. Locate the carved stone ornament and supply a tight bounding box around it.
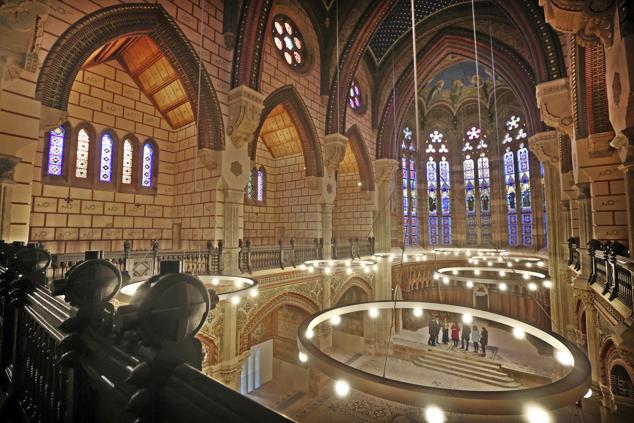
[540,0,615,47]
[323,133,348,175]
[0,0,50,90]
[611,127,634,164]
[230,161,242,177]
[587,131,615,157]
[374,158,399,183]
[198,147,220,172]
[0,154,20,183]
[226,85,265,149]
[528,131,560,166]
[536,78,574,137]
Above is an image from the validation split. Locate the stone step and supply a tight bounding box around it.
[412,357,521,388]
[422,347,502,371]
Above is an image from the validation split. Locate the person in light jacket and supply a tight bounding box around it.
[471,325,480,354]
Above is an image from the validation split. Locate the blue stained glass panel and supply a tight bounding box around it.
[99,133,113,182]
[48,127,65,176]
[142,143,153,187]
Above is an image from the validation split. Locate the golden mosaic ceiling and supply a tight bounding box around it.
[339,144,359,174]
[258,104,302,158]
[83,35,194,129]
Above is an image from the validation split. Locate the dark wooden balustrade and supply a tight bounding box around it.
[238,239,324,273]
[0,241,291,423]
[587,239,633,313]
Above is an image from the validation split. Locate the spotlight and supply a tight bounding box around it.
[305,329,314,339]
[334,380,350,397]
[537,261,544,267]
[330,315,342,326]
[308,266,315,273]
[584,388,592,399]
[526,262,533,268]
[425,405,446,423]
[543,280,552,289]
[299,264,307,271]
[528,282,538,291]
[346,267,352,275]
[462,313,473,324]
[363,266,371,274]
[234,280,243,288]
[497,257,503,263]
[368,308,379,319]
[211,277,220,286]
[515,258,520,262]
[474,260,480,265]
[433,273,440,280]
[442,277,449,285]
[513,327,525,339]
[250,289,258,298]
[373,264,378,271]
[298,352,308,363]
[231,296,240,305]
[413,308,423,317]
[487,261,493,266]
[556,350,574,366]
[524,404,551,423]
[466,280,474,288]
[452,270,458,275]
[522,274,530,280]
[474,269,481,276]
[468,259,474,264]
[499,282,508,291]
[499,271,506,277]
[324,267,332,275]
[507,262,513,268]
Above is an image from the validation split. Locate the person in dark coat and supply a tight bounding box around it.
[428,319,436,345]
[461,323,471,351]
[441,318,449,344]
[450,322,460,347]
[480,327,489,356]
[433,318,441,345]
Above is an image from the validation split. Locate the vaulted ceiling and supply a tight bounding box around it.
[83,35,194,129]
[258,104,303,158]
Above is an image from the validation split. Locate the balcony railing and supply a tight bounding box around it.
[237,237,375,273]
[47,240,223,280]
[587,239,633,312]
[0,241,291,423]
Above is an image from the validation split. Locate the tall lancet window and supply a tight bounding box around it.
[47,126,65,176]
[425,130,451,245]
[99,133,113,183]
[503,115,532,246]
[540,163,547,246]
[401,127,418,245]
[462,126,491,244]
[75,129,91,179]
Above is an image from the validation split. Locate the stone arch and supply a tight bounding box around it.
[239,292,319,353]
[36,3,224,151]
[344,125,375,192]
[333,276,372,306]
[252,85,324,177]
[600,338,634,394]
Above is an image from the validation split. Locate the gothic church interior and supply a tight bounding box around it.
[0,0,633,422]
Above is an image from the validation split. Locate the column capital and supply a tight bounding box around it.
[535,78,574,137]
[227,85,265,149]
[528,130,560,166]
[374,158,399,184]
[323,133,348,176]
[539,0,615,47]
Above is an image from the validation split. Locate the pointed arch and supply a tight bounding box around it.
[332,276,372,306]
[344,125,375,192]
[251,85,324,177]
[36,3,224,151]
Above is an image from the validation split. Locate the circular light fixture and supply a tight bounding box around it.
[211,277,220,286]
[368,308,379,319]
[524,404,551,423]
[462,313,473,324]
[298,352,308,363]
[543,280,552,289]
[513,327,525,339]
[499,283,508,291]
[474,270,481,276]
[442,277,450,285]
[499,271,506,277]
[231,295,240,305]
[528,282,538,291]
[523,274,530,280]
[452,270,458,275]
[334,380,350,397]
[466,280,474,288]
[584,388,592,399]
[305,329,314,339]
[346,268,352,275]
[425,405,446,423]
[330,315,342,326]
[413,307,423,317]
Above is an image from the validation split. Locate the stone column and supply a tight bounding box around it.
[222,188,243,274]
[209,301,247,390]
[0,155,20,241]
[580,291,602,392]
[373,159,399,254]
[321,202,334,260]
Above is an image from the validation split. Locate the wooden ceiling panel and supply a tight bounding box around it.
[259,104,302,158]
[83,35,194,129]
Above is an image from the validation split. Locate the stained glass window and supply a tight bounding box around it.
[503,115,533,246]
[401,128,417,245]
[540,163,547,247]
[272,15,305,68]
[257,167,265,202]
[99,133,113,182]
[246,169,254,201]
[75,129,90,178]
[349,80,362,111]
[425,130,450,245]
[141,143,153,188]
[462,126,490,244]
[122,139,133,184]
[47,126,65,176]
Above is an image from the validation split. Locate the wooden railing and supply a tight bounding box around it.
[0,241,291,423]
[587,239,633,312]
[47,240,223,280]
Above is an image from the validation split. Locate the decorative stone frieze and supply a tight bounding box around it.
[528,131,560,166]
[226,85,265,149]
[0,0,50,91]
[539,0,615,46]
[535,78,574,136]
[323,133,348,176]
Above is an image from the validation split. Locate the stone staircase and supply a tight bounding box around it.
[412,348,522,388]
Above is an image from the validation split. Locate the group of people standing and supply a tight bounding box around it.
[427,317,488,356]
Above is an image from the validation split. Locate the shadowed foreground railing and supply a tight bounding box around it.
[47,240,223,280]
[587,239,633,313]
[0,241,291,423]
